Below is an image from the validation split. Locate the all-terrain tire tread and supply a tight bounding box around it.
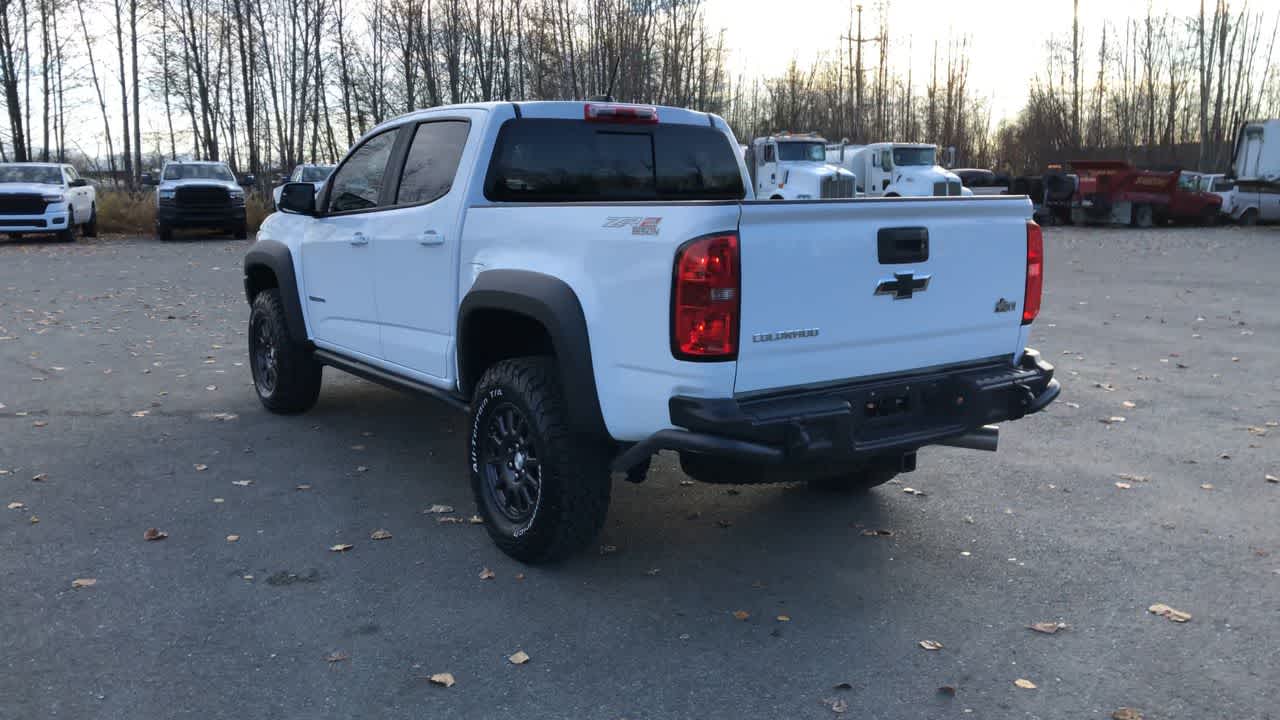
[250,289,322,414]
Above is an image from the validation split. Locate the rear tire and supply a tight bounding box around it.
[469,357,611,563]
[1131,204,1153,228]
[1239,208,1259,226]
[248,288,322,414]
[157,223,174,242]
[83,204,98,237]
[808,468,898,493]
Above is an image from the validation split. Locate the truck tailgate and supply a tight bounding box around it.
[734,198,1033,394]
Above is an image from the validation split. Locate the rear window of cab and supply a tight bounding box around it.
[484,119,745,202]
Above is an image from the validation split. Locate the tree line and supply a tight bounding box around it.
[0,0,1276,184]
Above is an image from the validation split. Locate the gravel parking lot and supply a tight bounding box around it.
[3,225,1278,719]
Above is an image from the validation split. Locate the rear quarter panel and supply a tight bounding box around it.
[459,203,741,441]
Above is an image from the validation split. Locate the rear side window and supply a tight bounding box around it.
[484,119,744,202]
[396,120,470,204]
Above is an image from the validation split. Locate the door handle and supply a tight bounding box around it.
[349,232,369,247]
[419,229,444,246]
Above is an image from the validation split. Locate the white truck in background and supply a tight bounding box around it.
[827,142,971,198]
[1226,120,1280,224]
[743,133,857,199]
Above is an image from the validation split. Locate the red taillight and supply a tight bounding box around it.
[584,103,659,124]
[672,233,740,360]
[1023,221,1043,325]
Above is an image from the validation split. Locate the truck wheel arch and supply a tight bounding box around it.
[243,239,308,345]
[458,270,607,439]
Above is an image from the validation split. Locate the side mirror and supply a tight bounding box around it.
[278,182,317,215]
[69,178,88,188]
[238,174,256,187]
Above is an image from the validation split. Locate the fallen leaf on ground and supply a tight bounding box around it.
[919,640,943,651]
[1100,416,1126,425]
[1095,382,1116,391]
[7,501,24,510]
[1246,426,1269,436]
[329,543,353,552]
[821,697,849,714]
[324,652,349,663]
[194,464,208,472]
[776,615,791,622]
[1219,453,1231,460]
[1200,483,1215,491]
[1115,482,1132,490]
[468,515,484,524]
[437,516,464,524]
[424,504,454,514]
[295,484,311,490]
[1014,678,1037,689]
[29,515,39,524]
[32,420,47,427]
[1116,473,1150,482]
[209,412,238,421]
[679,479,695,486]
[428,673,455,687]
[231,480,253,487]
[355,466,369,473]
[515,573,526,581]
[71,578,96,588]
[1148,603,1191,623]
[1122,401,1136,409]
[143,528,168,541]
[832,681,853,690]
[732,610,750,621]
[212,498,224,504]
[1266,474,1278,484]
[861,529,893,537]
[1112,708,1144,720]
[31,473,47,482]
[902,487,927,496]
[131,410,150,418]
[599,544,617,555]
[938,685,957,697]
[1065,401,1081,408]
[479,567,496,580]
[508,650,530,665]
[226,534,240,542]
[1028,622,1068,634]
[370,529,392,540]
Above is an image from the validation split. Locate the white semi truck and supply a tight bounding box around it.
[826,142,971,198]
[743,133,857,200]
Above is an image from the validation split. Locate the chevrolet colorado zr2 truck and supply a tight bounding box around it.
[243,100,1060,563]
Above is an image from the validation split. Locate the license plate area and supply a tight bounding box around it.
[844,377,964,448]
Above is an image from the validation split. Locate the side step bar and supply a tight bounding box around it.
[313,349,470,413]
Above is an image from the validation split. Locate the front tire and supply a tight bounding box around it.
[233,222,248,240]
[83,204,98,237]
[157,223,174,242]
[248,288,322,414]
[55,210,75,242]
[469,357,611,563]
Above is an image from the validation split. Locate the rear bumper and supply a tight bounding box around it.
[611,349,1059,473]
[158,205,245,228]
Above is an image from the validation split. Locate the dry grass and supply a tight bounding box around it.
[95,190,156,235]
[95,189,273,237]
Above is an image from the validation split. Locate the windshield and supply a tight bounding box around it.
[1210,178,1235,192]
[0,165,63,184]
[892,147,936,166]
[777,142,826,162]
[301,166,334,182]
[164,164,234,182]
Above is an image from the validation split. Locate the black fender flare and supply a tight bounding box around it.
[243,238,308,345]
[458,270,606,438]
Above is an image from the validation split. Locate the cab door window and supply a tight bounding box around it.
[326,129,400,213]
[395,120,470,205]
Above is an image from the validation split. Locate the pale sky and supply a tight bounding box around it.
[703,0,1214,122]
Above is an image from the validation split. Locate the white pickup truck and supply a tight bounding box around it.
[0,162,98,241]
[244,100,1059,562]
